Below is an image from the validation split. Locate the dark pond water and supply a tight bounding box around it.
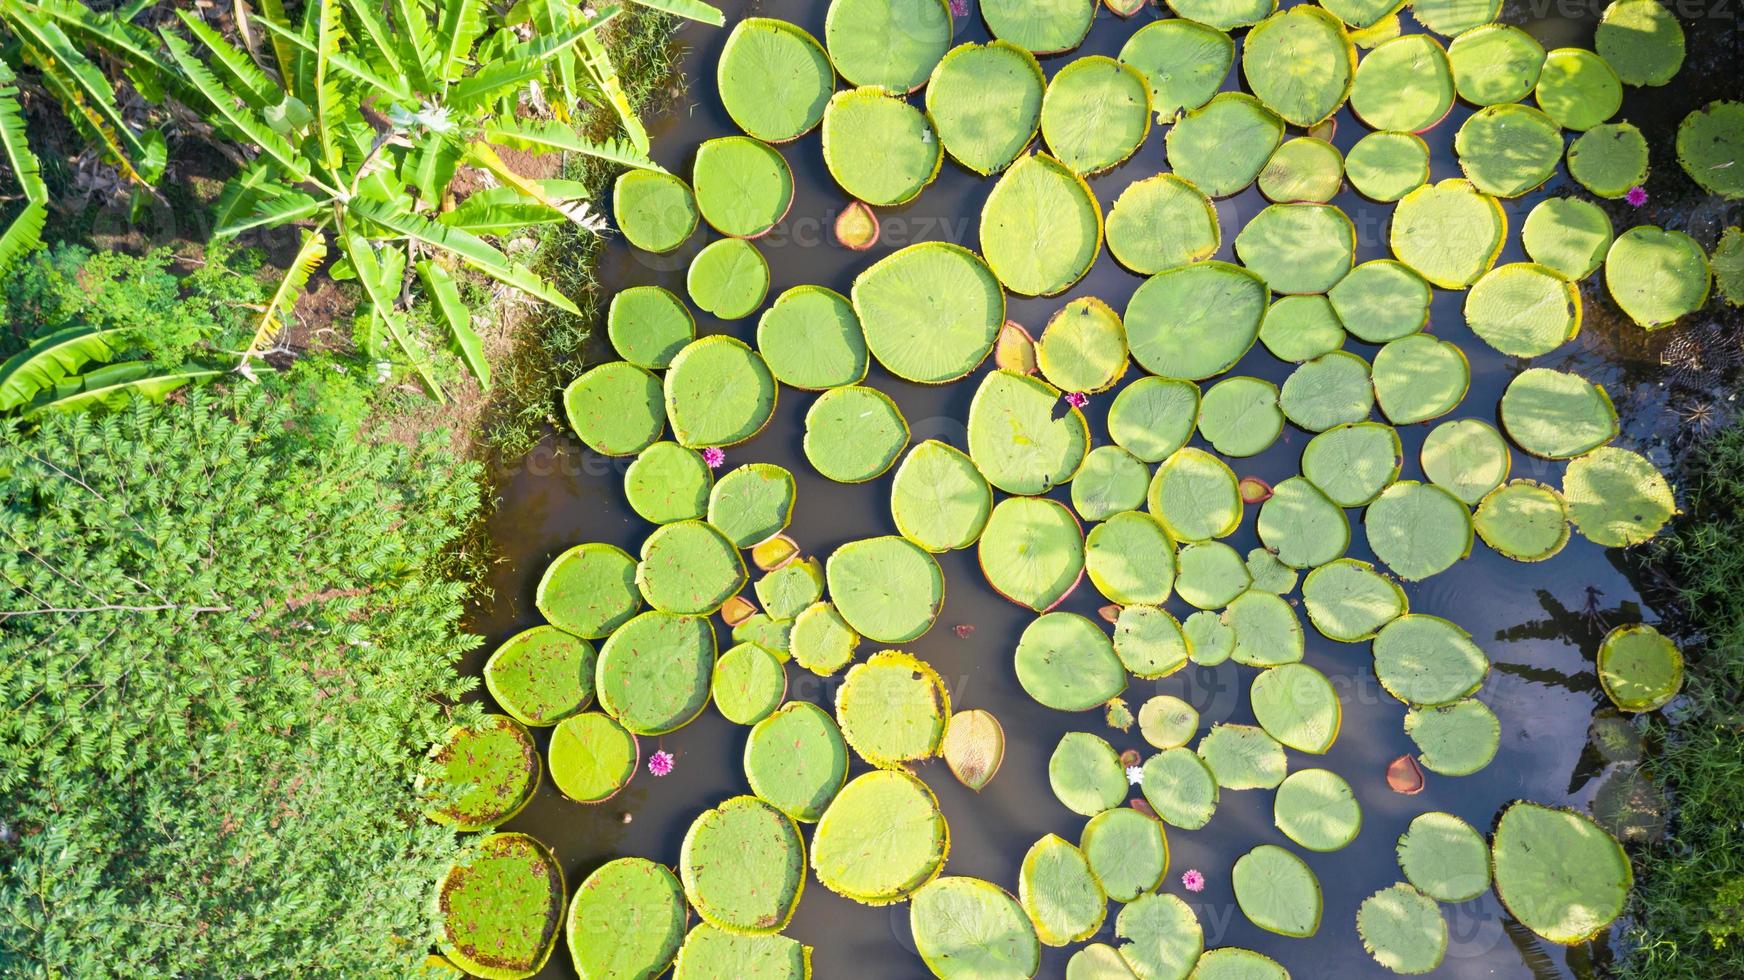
[463,1,1743,976]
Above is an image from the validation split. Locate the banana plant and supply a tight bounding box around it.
[161,0,660,400]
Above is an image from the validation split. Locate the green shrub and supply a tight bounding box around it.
[0,389,478,976]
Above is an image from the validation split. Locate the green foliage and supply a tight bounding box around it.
[0,389,479,976]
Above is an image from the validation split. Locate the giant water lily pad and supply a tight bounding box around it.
[1345,130,1430,202]
[911,877,1042,977]
[1328,260,1430,344]
[1492,802,1631,944]
[1523,197,1614,281]
[708,464,795,548]
[1412,0,1500,36]
[424,715,539,830]
[564,362,665,457]
[1165,93,1284,197]
[1148,447,1242,542]
[1050,731,1126,816]
[821,87,942,206]
[1564,446,1676,547]
[1448,24,1544,105]
[485,626,595,727]
[1085,510,1177,605]
[1499,368,1618,460]
[1071,446,1150,522]
[1186,610,1236,666]
[1373,334,1470,425]
[625,442,712,526]
[1191,949,1289,980]
[1351,36,1453,133]
[1235,203,1355,295]
[1250,663,1343,753]
[1390,179,1505,288]
[1225,590,1306,667]
[1016,612,1127,711]
[1142,746,1220,830]
[596,611,716,735]
[548,711,638,803]
[1259,138,1345,203]
[718,18,834,142]
[1357,884,1446,975]
[1175,540,1251,610]
[1105,173,1221,276]
[1115,893,1203,980]
[609,285,694,370]
[1199,724,1288,790]
[1404,698,1499,775]
[1535,48,1621,131]
[1233,845,1321,938]
[891,440,993,552]
[437,834,563,979]
[968,370,1090,494]
[1166,0,1277,30]
[1242,7,1355,127]
[1302,422,1402,508]
[804,385,909,483]
[943,709,1006,792]
[1366,482,1472,582]
[1372,614,1489,707]
[1042,56,1152,175]
[1260,295,1346,362]
[826,536,943,643]
[1302,559,1406,642]
[680,796,805,935]
[637,519,747,614]
[694,137,794,238]
[1257,477,1350,569]
[1141,696,1200,751]
[1677,101,1744,200]
[980,153,1103,296]
[812,770,949,904]
[756,286,868,390]
[671,925,810,980]
[1605,226,1712,330]
[1114,605,1192,678]
[665,336,777,448]
[825,0,951,92]
[1597,623,1684,712]
[1108,376,1200,462]
[1715,227,1744,305]
[1119,18,1233,123]
[979,497,1085,611]
[745,701,849,821]
[1126,262,1268,379]
[982,0,1095,53]
[1247,548,1299,594]
[537,543,641,639]
[1197,377,1283,457]
[1020,835,1107,946]
[837,650,950,767]
[1454,105,1562,198]
[1038,298,1128,394]
[926,41,1046,175]
[566,858,687,980]
[1397,811,1489,902]
[712,643,786,726]
[1081,807,1169,902]
[1569,123,1650,199]
[1466,263,1580,357]
[614,169,699,253]
[852,242,1003,383]
[1320,0,1403,28]
[1279,351,1374,432]
[1274,768,1362,852]
[1475,480,1570,562]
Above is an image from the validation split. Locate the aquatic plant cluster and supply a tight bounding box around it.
[423,0,1739,976]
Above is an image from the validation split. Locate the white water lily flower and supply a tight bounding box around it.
[1126,764,1144,785]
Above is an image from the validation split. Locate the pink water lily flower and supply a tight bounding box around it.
[702,447,726,469]
[1182,869,1205,892]
[1064,391,1089,409]
[948,0,968,15]
[1626,186,1648,207]
[648,750,675,777]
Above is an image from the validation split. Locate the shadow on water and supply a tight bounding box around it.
[461,0,1741,976]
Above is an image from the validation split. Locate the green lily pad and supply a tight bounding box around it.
[1345,130,1430,202]
[1597,623,1684,712]
[1390,178,1505,289]
[1465,263,1582,357]
[613,169,698,253]
[1118,18,1234,121]
[1020,835,1107,946]
[1185,609,1236,666]
[1085,510,1178,605]
[687,239,770,320]
[1198,723,1288,790]
[967,369,1090,494]
[755,286,868,390]
[1569,123,1650,199]
[1225,590,1306,667]
[1320,0,1405,28]
[1454,105,1562,198]
[1397,811,1490,902]
[1564,446,1677,547]
[926,41,1046,175]
[485,626,595,727]
[1605,225,1712,330]
[712,643,787,726]
[825,0,951,93]
[625,442,712,526]
[1373,334,1470,425]
[825,535,943,643]
[1038,298,1128,394]
[1165,0,1277,31]
[1328,261,1429,345]
[1081,807,1169,903]
[1016,612,1127,712]
[1108,376,1200,462]
[1492,801,1631,944]
[1536,48,1622,131]
[1115,893,1204,980]
[1352,35,1453,133]
[424,715,539,830]
[665,337,779,450]
[1257,477,1350,569]
[1302,559,1406,642]
[694,136,794,238]
[671,925,810,980]
[982,0,1095,53]
[1259,138,1345,204]
[1233,845,1321,938]
[745,700,849,821]
[812,770,948,905]
[637,519,747,614]
[821,87,942,206]
[1041,56,1152,175]
[853,242,1003,383]
[537,542,641,639]
[1050,731,1127,816]
[1141,746,1220,831]
[1677,101,1744,200]
[1260,295,1346,362]
[837,650,950,767]
[1247,548,1299,594]
[980,153,1103,297]
[1250,662,1343,753]
[1714,227,1744,305]
[804,385,909,484]
[564,362,665,457]
[732,614,792,658]
[1114,604,1192,679]
[1280,351,1374,432]
[1072,446,1150,522]
[1404,698,1499,775]
[1273,768,1362,852]
[1192,948,1288,980]
[1448,24,1544,106]
[708,464,795,548]
[1372,614,1488,706]
[680,796,805,935]
[756,558,824,620]
[1164,93,1284,198]
[789,601,861,676]
[547,711,638,803]
[1420,417,1510,506]
[1499,368,1619,460]
[1126,262,1268,379]
[911,877,1042,977]
[1522,197,1614,281]
[596,611,716,735]
[1366,482,1473,582]
[1176,540,1252,609]
[1475,480,1570,562]
[1106,174,1221,276]
[1235,203,1356,295]
[566,858,687,980]
[1197,377,1282,458]
[1148,447,1242,543]
[1140,695,1200,750]
[609,285,694,370]
[718,18,834,142]
[436,833,563,980]
[1357,884,1446,975]
[891,440,993,552]
[1242,7,1355,127]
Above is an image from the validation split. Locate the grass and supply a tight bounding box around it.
[1620,421,1744,977]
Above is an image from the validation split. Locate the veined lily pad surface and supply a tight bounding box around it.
[609,285,694,370]
[1390,179,1505,289]
[437,833,564,980]
[694,136,794,238]
[424,715,539,831]
[1165,93,1284,198]
[671,925,811,979]
[1448,24,1544,105]
[1345,130,1430,202]
[803,385,908,483]
[1199,724,1288,791]
[1605,226,1712,330]
[687,238,770,320]
[1019,834,1106,946]
[1016,612,1127,711]
[826,536,943,643]
[982,0,1095,53]
[812,770,948,905]
[625,442,712,526]
[837,650,950,767]
[718,18,834,142]
[1274,768,1362,851]
[708,464,795,548]
[1356,884,1446,975]
[614,169,698,253]
[1522,197,1614,281]
[548,711,637,803]
[712,642,786,725]
[485,626,595,727]
[1085,509,1177,605]
[566,858,687,980]
[969,369,1090,494]
[980,153,1103,296]
[1118,18,1234,121]
[824,0,950,93]
[1677,100,1744,200]
[1142,746,1220,830]
[1492,802,1631,944]
[1049,731,1126,816]
[597,611,716,735]
[1127,262,1267,380]
[1233,845,1322,938]
[979,497,1085,611]
[756,286,867,390]
[891,440,993,552]
[926,41,1045,175]
[1081,807,1168,902]
[1405,698,1500,776]
[1115,892,1203,980]
[853,242,1003,383]
[680,796,806,934]
[745,701,849,821]
[1259,137,1345,203]
[1352,35,1453,133]
[1242,7,1355,127]
[821,87,941,206]
[1597,623,1684,712]
[1249,663,1343,753]
[1397,811,1490,902]
[1372,614,1489,707]
[911,877,1041,977]
[1041,56,1151,175]
[564,362,664,457]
